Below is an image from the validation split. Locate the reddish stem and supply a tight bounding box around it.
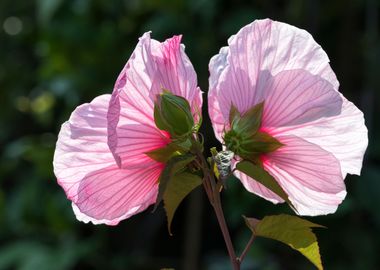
[210,181,240,270]
[237,234,255,265]
[196,148,239,270]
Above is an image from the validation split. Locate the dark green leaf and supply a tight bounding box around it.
[154,154,196,210]
[236,160,292,207]
[244,214,325,270]
[145,143,180,163]
[164,172,202,235]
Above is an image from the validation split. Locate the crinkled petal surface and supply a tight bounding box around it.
[209,19,367,215]
[54,32,203,224]
[209,19,340,139]
[53,95,161,225]
[233,162,284,204]
[234,135,346,216]
[108,32,202,168]
[260,69,342,128]
[272,97,368,177]
[263,135,345,216]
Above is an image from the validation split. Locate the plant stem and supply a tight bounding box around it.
[194,143,239,270]
[237,234,255,265]
[210,178,239,270]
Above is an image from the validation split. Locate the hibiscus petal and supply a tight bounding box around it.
[263,135,346,216]
[208,19,339,140]
[108,32,202,168]
[261,69,342,127]
[73,163,160,225]
[53,94,160,225]
[208,19,366,216]
[233,164,285,204]
[208,46,229,141]
[150,35,201,106]
[72,202,144,226]
[273,97,368,177]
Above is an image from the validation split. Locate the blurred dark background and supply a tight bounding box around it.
[0,0,379,269]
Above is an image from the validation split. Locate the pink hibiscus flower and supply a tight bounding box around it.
[208,19,368,216]
[53,33,202,225]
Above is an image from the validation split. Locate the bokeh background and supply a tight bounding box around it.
[1,0,379,269]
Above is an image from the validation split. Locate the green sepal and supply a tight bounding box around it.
[145,143,181,163]
[225,102,283,160]
[164,172,202,235]
[239,131,283,158]
[244,214,325,270]
[231,102,264,134]
[175,137,192,152]
[236,160,293,207]
[229,104,240,124]
[251,131,283,153]
[153,154,195,211]
[193,105,203,133]
[154,103,168,131]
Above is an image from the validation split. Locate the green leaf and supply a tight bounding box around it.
[244,214,325,270]
[145,143,180,163]
[164,172,202,235]
[236,160,292,207]
[154,154,195,210]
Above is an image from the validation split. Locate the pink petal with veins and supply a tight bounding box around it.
[208,19,367,216]
[261,69,342,127]
[263,135,346,215]
[233,167,284,204]
[54,95,161,225]
[273,97,368,177]
[108,33,202,168]
[209,19,340,139]
[54,32,202,225]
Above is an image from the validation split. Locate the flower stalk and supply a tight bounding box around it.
[192,137,240,270]
[237,234,255,264]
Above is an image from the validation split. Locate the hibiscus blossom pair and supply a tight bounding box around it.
[54,19,367,225]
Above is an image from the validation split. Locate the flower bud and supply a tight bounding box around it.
[154,91,195,138]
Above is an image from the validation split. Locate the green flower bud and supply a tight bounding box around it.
[154,91,195,138]
[224,102,283,162]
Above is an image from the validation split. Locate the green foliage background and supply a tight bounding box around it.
[0,0,379,269]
